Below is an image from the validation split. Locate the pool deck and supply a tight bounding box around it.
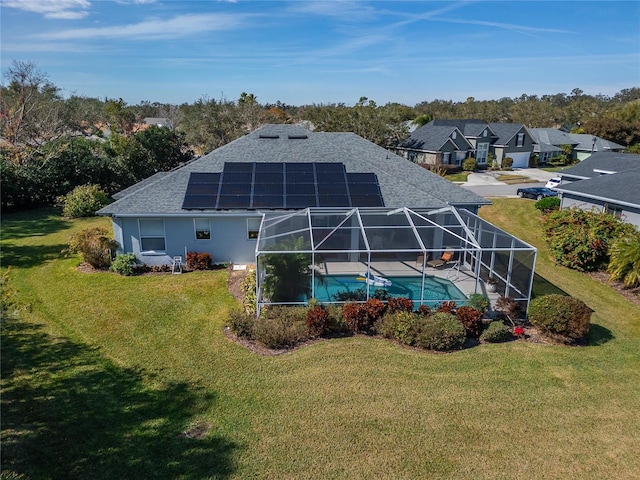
[315,260,500,302]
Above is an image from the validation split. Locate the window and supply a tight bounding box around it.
[516,133,525,147]
[247,218,261,239]
[483,129,488,137]
[476,143,489,164]
[451,131,457,140]
[194,218,211,240]
[443,152,451,164]
[604,204,623,219]
[139,219,165,252]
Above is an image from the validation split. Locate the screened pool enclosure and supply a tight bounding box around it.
[255,207,536,313]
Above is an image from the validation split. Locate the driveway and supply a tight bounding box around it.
[460,168,556,197]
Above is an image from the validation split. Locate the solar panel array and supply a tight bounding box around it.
[182,162,384,210]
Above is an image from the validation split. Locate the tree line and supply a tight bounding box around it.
[2,60,640,211]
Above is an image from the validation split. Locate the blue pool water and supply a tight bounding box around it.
[312,274,468,305]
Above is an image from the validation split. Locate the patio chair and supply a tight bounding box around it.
[416,253,429,267]
[426,250,454,268]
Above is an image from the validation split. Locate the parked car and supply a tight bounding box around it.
[545,177,561,189]
[516,187,558,200]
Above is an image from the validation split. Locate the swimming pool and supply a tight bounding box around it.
[312,274,468,306]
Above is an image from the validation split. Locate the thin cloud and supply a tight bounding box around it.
[438,17,576,35]
[3,0,90,19]
[34,13,256,40]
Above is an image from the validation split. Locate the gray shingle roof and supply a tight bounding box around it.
[487,123,526,145]
[560,151,640,179]
[399,124,470,151]
[556,168,640,207]
[99,124,488,215]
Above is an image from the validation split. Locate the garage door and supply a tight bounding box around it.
[508,152,530,169]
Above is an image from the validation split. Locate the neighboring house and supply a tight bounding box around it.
[98,124,490,266]
[555,151,640,228]
[143,117,173,129]
[396,119,535,169]
[529,128,625,162]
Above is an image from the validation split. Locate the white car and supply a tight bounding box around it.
[545,177,561,189]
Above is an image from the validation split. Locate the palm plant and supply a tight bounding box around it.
[608,232,640,288]
[261,236,313,303]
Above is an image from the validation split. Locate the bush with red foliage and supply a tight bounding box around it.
[306,305,330,337]
[436,301,457,314]
[343,298,385,334]
[387,297,414,313]
[455,306,484,338]
[186,251,212,270]
[417,304,432,316]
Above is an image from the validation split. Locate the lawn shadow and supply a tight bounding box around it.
[1,315,239,479]
[587,323,614,346]
[531,272,569,298]
[0,208,71,240]
[1,243,69,269]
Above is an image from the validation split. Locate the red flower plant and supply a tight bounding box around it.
[513,326,525,337]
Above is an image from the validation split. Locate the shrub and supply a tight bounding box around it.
[376,311,422,345]
[535,196,560,213]
[608,232,640,288]
[241,270,257,315]
[501,157,513,170]
[387,296,414,313]
[417,304,432,316]
[455,306,484,338]
[542,208,635,272]
[414,312,466,351]
[462,157,477,172]
[343,299,385,334]
[333,288,367,302]
[528,294,592,343]
[57,183,109,218]
[436,301,457,314]
[480,321,511,343]
[325,304,349,334]
[228,309,255,339]
[67,227,118,269]
[254,306,308,349]
[110,253,138,276]
[467,293,490,314]
[186,251,212,270]
[306,305,330,337]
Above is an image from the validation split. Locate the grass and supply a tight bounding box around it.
[495,174,532,184]
[2,204,640,479]
[444,171,471,182]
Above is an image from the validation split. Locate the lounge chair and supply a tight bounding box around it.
[416,253,429,267]
[426,250,454,268]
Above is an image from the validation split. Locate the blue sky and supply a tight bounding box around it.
[2,0,639,106]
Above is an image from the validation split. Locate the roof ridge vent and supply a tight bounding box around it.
[288,134,308,139]
[259,134,280,139]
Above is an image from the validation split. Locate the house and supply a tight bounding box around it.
[99,123,537,311]
[555,151,640,228]
[528,128,625,162]
[395,120,535,169]
[98,124,491,266]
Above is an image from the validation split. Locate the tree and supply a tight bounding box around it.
[0,60,65,159]
[260,236,313,303]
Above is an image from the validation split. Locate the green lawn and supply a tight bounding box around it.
[2,203,640,479]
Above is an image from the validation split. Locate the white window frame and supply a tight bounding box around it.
[194,218,211,240]
[483,129,488,137]
[139,219,166,253]
[443,152,451,164]
[247,218,261,240]
[516,133,525,147]
[476,143,489,164]
[451,131,457,140]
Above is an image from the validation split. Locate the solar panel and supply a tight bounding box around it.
[223,172,252,183]
[253,183,284,195]
[350,195,384,207]
[220,183,252,195]
[252,195,284,208]
[286,195,317,208]
[182,194,217,209]
[217,195,251,209]
[255,163,283,174]
[317,183,348,195]
[182,163,384,210]
[224,162,254,173]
